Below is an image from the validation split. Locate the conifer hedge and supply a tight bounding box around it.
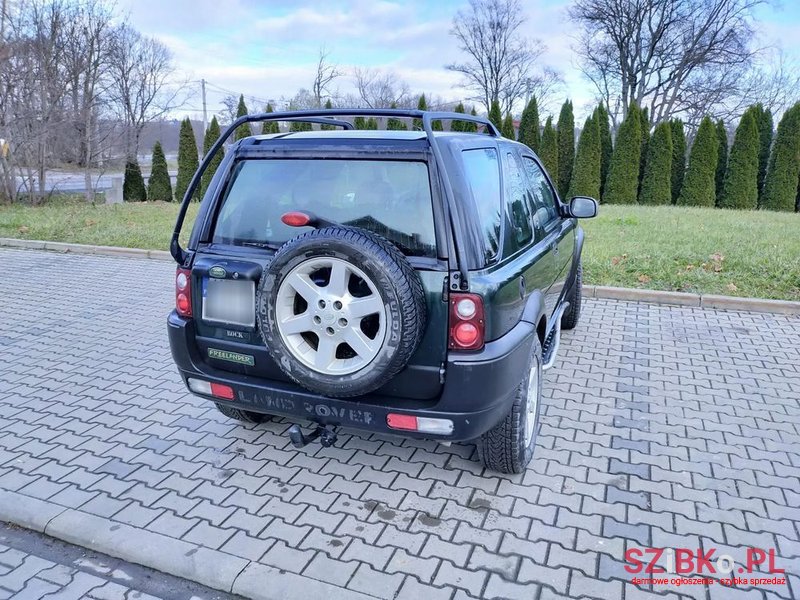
[123,160,146,202]
[677,116,718,207]
[568,115,600,199]
[200,117,223,197]
[720,109,759,210]
[670,119,686,203]
[603,104,641,204]
[638,121,672,205]
[556,100,575,198]
[147,141,173,202]
[518,96,540,150]
[539,116,558,181]
[175,118,198,202]
[761,102,800,211]
[714,119,728,205]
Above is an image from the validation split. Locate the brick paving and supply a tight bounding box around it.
[0,248,798,600]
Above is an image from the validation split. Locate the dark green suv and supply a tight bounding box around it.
[168,109,596,473]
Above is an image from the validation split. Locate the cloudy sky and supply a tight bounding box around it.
[117,0,800,122]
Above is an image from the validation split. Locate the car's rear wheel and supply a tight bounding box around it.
[213,403,270,423]
[477,338,543,474]
[561,260,582,330]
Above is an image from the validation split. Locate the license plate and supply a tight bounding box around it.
[201,278,255,328]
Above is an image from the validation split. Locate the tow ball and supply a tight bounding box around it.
[287,423,338,449]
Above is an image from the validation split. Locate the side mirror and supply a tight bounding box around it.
[568,196,598,219]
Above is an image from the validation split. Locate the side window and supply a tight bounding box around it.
[503,152,534,254]
[522,156,560,227]
[462,148,502,261]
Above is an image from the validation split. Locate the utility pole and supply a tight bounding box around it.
[201,78,208,136]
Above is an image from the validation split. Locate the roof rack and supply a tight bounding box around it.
[171,109,501,290]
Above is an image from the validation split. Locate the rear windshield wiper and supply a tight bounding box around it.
[240,241,282,250]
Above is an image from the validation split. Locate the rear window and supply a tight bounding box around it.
[212,159,437,257]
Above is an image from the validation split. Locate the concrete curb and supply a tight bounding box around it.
[2,237,799,315]
[0,489,374,600]
[589,285,800,316]
[0,237,172,261]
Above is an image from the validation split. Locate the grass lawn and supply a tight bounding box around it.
[0,199,798,301]
[582,205,800,301]
[0,198,198,250]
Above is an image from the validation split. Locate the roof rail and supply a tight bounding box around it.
[171,109,497,289]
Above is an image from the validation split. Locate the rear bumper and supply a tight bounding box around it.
[168,311,535,442]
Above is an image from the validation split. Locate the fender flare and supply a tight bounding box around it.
[520,289,548,346]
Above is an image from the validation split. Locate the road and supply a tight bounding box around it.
[0,248,798,599]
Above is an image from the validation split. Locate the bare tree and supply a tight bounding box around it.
[569,0,767,125]
[352,67,412,108]
[219,94,239,125]
[446,0,550,114]
[0,0,72,202]
[523,66,565,115]
[106,23,182,159]
[312,47,340,107]
[61,0,113,201]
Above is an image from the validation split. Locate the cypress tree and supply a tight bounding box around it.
[539,116,558,182]
[463,107,478,133]
[366,117,378,130]
[261,103,280,134]
[638,107,650,194]
[413,94,428,130]
[234,94,251,140]
[556,100,575,198]
[754,104,773,204]
[761,102,800,211]
[488,100,503,132]
[518,96,540,150]
[720,110,759,210]
[175,118,199,202]
[714,119,728,205]
[501,113,515,139]
[290,119,313,132]
[677,116,718,207]
[123,160,146,202]
[353,116,367,130]
[387,102,407,130]
[595,103,612,196]
[670,119,686,203]
[639,122,673,205]
[147,141,173,202]
[568,115,601,199]
[604,103,641,204]
[200,116,224,197]
[450,102,465,132]
[320,99,334,130]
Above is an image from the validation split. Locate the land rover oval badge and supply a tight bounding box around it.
[209,266,226,279]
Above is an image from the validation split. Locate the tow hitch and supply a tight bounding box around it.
[287,423,338,449]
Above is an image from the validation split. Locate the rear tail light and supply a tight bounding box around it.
[449,293,485,350]
[387,413,454,435]
[175,268,192,317]
[210,382,235,400]
[187,378,235,400]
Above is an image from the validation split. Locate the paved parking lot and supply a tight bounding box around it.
[0,248,798,600]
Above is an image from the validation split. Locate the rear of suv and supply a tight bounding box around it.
[168,109,596,473]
